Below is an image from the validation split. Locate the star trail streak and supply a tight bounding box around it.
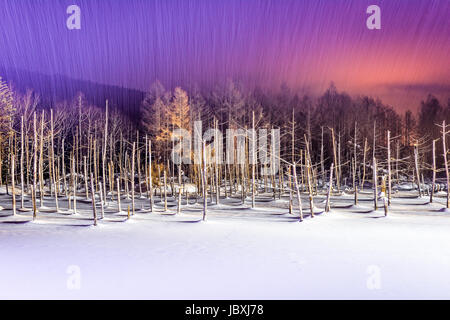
[0,0,449,110]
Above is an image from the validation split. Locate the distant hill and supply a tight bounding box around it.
[0,68,145,120]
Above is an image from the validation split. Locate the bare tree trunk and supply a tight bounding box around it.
[306,157,314,218]
[177,161,182,214]
[145,135,149,198]
[251,111,256,208]
[212,166,216,203]
[99,181,105,219]
[337,134,341,185]
[78,95,82,180]
[117,178,122,212]
[177,185,182,214]
[72,155,77,214]
[361,138,367,190]
[396,140,400,183]
[414,144,422,197]
[31,185,36,220]
[148,140,154,212]
[124,152,130,200]
[53,164,59,213]
[11,154,16,216]
[25,136,30,194]
[33,112,38,210]
[382,176,388,216]
[214,119,220,206]
[331,128,340,192]
[443,120,449,208]
[353,158,358,205]
[93,139,98,192]
[373,157,378,210]
[387,130,391,205]
[131,142,136,215]
[320,126,324,187]
[84,156,89,199]
[102,101,108,204]
[158,166,162,198]
[224,164,228,198]
[288,166,293,214]
[202,141,208,221]
[353,122,357,189]
[20,116,25,210]
[137,152,142,200]
[430,139,436,203]
[163,170,168,211]
[109,162,114,200]
[278,166,283,199]
[38,110,44,207]
[119,133,124,197]
[90,173,97,226]
[299,150,304,192]
[323,162,333,213]
[304,136,314,217]
[292,163,303,221]
[373,121,376,159]
[242,164,247,203]
[49,130,53,198]
[51,110,59,211]
[62,139,68,198]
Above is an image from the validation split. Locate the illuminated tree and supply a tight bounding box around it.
[167,87,190,132]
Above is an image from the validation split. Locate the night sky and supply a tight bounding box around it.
[1,0,449,111]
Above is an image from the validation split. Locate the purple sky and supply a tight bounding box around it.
[0,0,449,111]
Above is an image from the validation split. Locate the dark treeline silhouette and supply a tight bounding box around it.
[0,68,144,119]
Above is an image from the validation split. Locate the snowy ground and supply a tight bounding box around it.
[1,187,450,299]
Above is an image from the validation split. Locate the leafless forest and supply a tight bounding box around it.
[1,77,450,223]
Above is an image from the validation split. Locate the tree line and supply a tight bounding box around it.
[1,75,450,221]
